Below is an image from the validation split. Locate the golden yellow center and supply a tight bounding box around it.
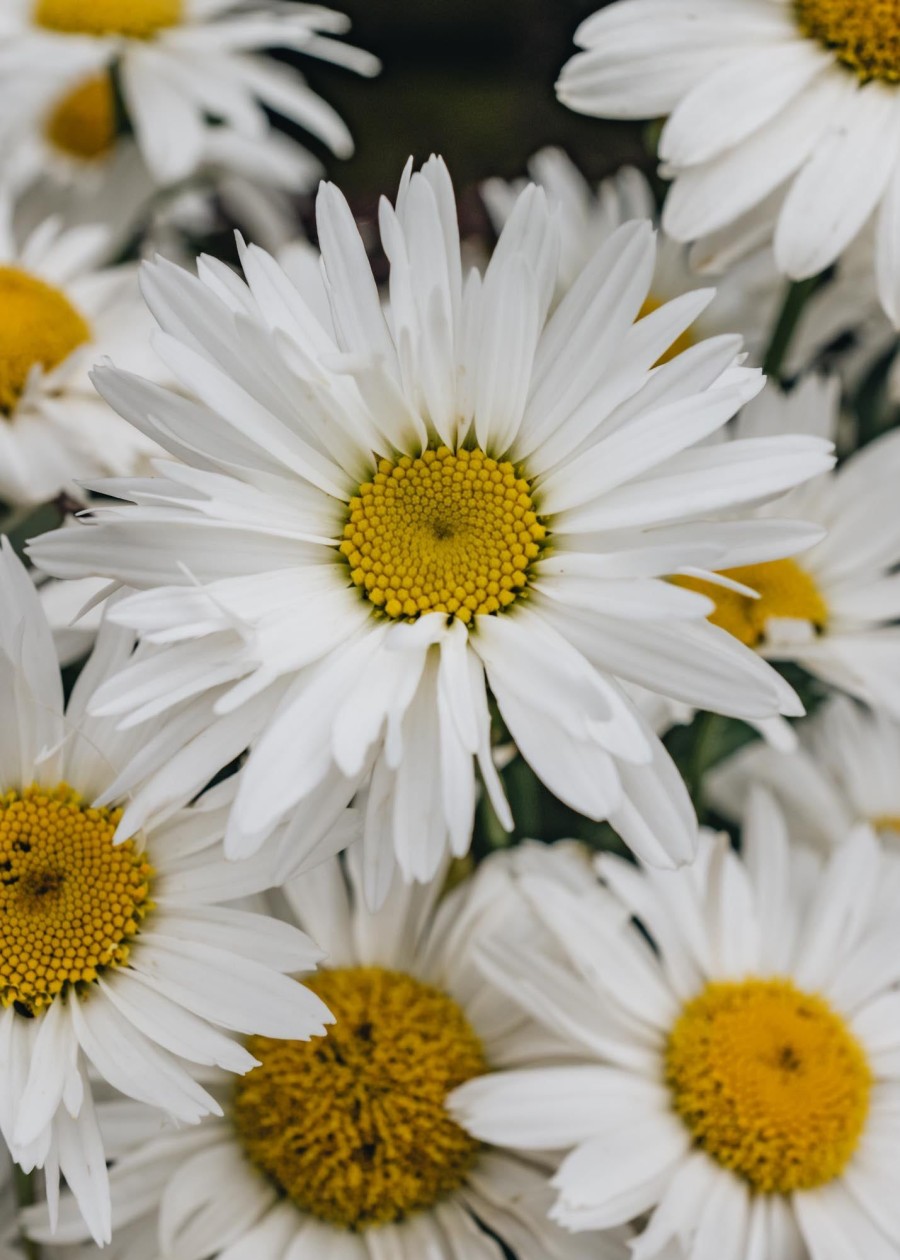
[45,74,117,161]
[234,966,487,1230]
[639,293,696,366]
[34,0,181,39]
[674,558,828,648]
[666,979,871,1193]
[0,267,91,415]
[0,784,153,1016]
[340,446,546,624]
[795,0,900,83]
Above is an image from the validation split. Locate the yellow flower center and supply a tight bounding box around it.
[639,293,696,366]
[45,74,117,162]
[34,0,181,39]
[234,966,487,1230]
[674,558,828,648]
[340,446,546,624]
[0,267,91,416]
[0,784,153,1016]
[795,0,900,83]
[666,979,871,1193]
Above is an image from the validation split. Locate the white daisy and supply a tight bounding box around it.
[0,1,379,187]
[452,811,900,1258]
[29,158,836,902]
[675,373,900,717]
[24,847,627,1260]
[557,0,900,326]
[0,201,166,507]
[0,540,332,1245]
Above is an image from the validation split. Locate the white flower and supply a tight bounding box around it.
[557,0,900,326]
[30,158,834,903]
[0,0,379,186]
[24,848,627,1260]
[0,202,164,507]
[452,815,900,1259]
[0,541,333,1245]
[674,373,900,718]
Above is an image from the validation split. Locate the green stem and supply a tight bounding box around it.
[687,710,719,821]
[762,276,820,381]
[13,1166,40,1260]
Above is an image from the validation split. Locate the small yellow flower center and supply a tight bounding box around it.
[639,293,696,366]
[0,267,91,416]
[795,0,900,83]
[34,0,181,38]
[0,784,153,1016]
[871,815,900,840]
[666,979,871,1194]
[234,966,487,1230]
[45,74,117,162]
[674,558,828,648]
[340,446,546,624]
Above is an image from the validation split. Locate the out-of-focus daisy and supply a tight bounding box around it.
[26,848,625,1260]
[558,0,900,326]
[453,813,900,1258]
[710,692,900,854]
[31,158,833,902]
[0,541,332,1245]
[0,2,379,186]
[0,203,164,507]
[674,374,900,717]
[484,150,898,387]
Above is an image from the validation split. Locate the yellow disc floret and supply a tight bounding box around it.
[0,784,153,1015]
[234,966,487,1230]
[0,267,91,415]
[45,74,117,162]
[340,446,546,623]
[33,0,181,39]
[666,978,871,1193]
[638,293,696,366]
[795,0,900,83]
[674,558,828,648]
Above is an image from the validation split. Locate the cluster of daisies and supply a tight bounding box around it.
[0,1,900,1258]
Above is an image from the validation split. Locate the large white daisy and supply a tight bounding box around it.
[452,813,900,1258]
[0,541,332,1245]
[675,373,900,717]
[29,158,835,902]
[0,202,164,507]
[557,0,900,326]
[24,848,626,1260]
[0,1,379,186]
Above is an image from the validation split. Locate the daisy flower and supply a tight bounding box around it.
[0,541,332,1245]
[558,0,900,326]
[675,373,900,718]
[30,158,833,903]
[24,847,626,1260]
[0,201,166,507]
[0,1,379,187]
[452,809,900,1258]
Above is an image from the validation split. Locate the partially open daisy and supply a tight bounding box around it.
[674,374,900,718]
[0,1,379,185]
[558,0,900,327]
[0,541,332,1245]
[452,810,900,1258]
[0,202,166,507]
[25,848,625,1260]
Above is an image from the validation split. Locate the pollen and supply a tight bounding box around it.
[233,966,487,1230]
[638,293,696,366]
[0,784,153,1016]
[666,978,871,1194]
[795,0,900,83]
[340,446,546,624]
[45,74,117,162]
[673,558,828,648]
[33,0,181,39]
[0,267,91,415]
